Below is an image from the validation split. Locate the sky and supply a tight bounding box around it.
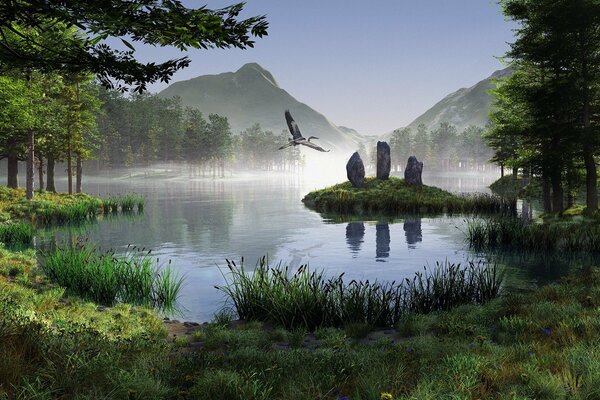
[130,0,517,135]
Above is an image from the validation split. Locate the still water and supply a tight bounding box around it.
[34,170,574,322]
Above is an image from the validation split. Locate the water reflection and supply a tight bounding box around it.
[345,222,365,256]
[375,223,390,261]
[403,218,422,249]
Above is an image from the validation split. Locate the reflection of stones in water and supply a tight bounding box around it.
[375,223,390,261]
[345,222,365,257]
[403,219,422,249]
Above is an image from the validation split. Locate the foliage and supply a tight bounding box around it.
[216,257,503,329]
[40,243,183,312]
[466,217,600,252]
[302,177,516,215]
[0,222,34,246]
[0,1,268,92]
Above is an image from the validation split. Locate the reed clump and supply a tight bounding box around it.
[40,243,183,313]
[466,218,600,252]
[216,257,503,329]
[302,177,515,215]
[0,222,34,246]
[101,193,145,214]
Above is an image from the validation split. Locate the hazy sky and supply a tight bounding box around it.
[132,1,516,135]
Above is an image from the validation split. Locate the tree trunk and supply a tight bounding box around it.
[542,174,552,213]
[67,146,73,195]
[583,144,598,213]
[512,167,518,179]
[550,171,563,213]
[76,154,82,193]
[38,156,44,191]
[7,153,18,188]
[500,164,504,178]
[46,156,56,192]
[26,130,34,200]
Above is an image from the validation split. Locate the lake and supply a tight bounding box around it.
[28,168,578,322]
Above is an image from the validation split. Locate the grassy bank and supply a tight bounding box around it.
[5,242,600,399]
[216,258,503,329]
[302,177,515,215]
[0,187,144,225]
[0,245,171,399]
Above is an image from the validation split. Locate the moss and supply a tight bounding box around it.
[302,176,514,215]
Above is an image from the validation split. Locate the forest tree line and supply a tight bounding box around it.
[486,0,600,213]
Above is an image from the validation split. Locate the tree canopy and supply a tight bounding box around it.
[0,0,268,91]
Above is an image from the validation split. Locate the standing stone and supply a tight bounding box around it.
[404,156,423,185]
[346,152,365,188]
[376,141,391,180]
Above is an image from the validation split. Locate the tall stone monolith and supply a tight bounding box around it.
[404,156,423,185]
[346,152,365,188]
[376,141,391,180]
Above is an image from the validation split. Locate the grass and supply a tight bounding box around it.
[169,265,600,399]
[102,193,145,214]
[302,177,516,215]
[466,217,600,252]
[5,242,600,398]
[0,222,33,246]
[0,186,144,224]
[40,243,183,313]
[216,257,503,329]
[0,245,171,400]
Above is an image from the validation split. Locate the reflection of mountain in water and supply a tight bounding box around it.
[376,223,390,261]
[345,222,365,256]
[403,219,422,249]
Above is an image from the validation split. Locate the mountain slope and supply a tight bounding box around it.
[158,63,360,152]
[404,67,513,133]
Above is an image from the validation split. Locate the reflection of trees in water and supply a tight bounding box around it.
[345,222,365,256]
[375,223,390,260]
[403,218,422,249]
[490,250,600,289]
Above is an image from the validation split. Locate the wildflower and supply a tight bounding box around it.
[543,327,551,336]
[380,393,394,400]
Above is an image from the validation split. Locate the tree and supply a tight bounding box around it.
[0,1,268,92]
[389,127,413,171]
[499,0,600,213]
[0,1,267,198]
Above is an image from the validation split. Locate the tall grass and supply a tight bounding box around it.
[0,222,34,246]
[40,243,183,313]
[466,218,600,252]
[101,194,144,214]
[216,258,503,329]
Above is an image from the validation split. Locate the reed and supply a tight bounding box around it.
[40,243,183,313]
[0,222,34,246]
[101,194,144,214]
[466,218,600,252]
[216,257,503,329]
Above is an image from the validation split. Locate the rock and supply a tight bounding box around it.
[404,156,423,185]
[346,152,365,188]
[376,141,391,180]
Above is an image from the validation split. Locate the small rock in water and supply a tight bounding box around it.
[376,141,391,180]
[404,156,424,185]
[184,321,200,327]
[346,152,365,188]
[96,305,107,312]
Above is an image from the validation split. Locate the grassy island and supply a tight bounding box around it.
[302,177,515,215]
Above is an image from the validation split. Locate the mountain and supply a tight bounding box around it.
[158,63,361,152]
[402,67,513,133]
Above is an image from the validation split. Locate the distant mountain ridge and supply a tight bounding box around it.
[158,63,360,152]
[402,67,513,133]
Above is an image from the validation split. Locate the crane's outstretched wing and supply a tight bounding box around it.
[300,141,330,152]
[278,141,294,150]
[285,110,303,140]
